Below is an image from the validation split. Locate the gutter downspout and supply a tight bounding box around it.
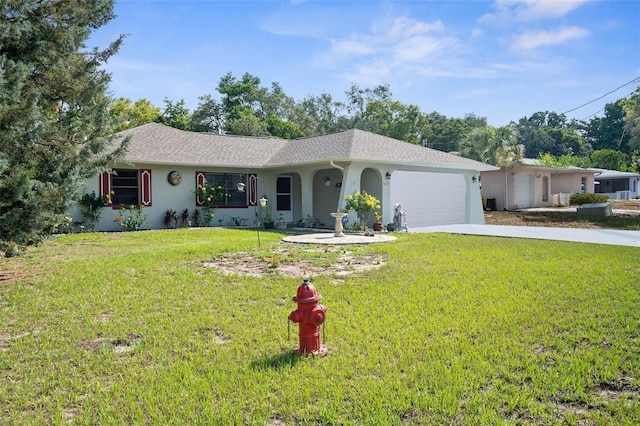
[329,160,344,172]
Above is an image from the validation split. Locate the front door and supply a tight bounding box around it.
[276,176,293,223]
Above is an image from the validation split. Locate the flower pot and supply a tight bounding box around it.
[263,221,274,229]
[372,222,384,232]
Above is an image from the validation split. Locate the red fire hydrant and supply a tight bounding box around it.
[288,279,328,356]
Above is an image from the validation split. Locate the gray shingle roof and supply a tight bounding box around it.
[116,123,496,171]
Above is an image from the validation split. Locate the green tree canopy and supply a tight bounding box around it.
[110,97,160,132]
[620,85,640,152]
[155,98,192,130]
[355,98,428,145]
[590,149,628,171]
[424,112,469,152]
[514,111,587,158]
[0,0,127,256]
[191,94,225,134]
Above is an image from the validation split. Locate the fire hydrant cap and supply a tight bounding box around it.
[293,280,322,303]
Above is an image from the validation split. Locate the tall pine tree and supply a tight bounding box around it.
[0,0,128,256]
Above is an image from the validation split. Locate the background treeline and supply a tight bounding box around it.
[112,71,640,172]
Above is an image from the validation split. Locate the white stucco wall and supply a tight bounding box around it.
[74,164,276,232]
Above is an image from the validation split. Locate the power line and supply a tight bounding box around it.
[579,87,639,121]
[561,76,640,115]
[580,108,604,121]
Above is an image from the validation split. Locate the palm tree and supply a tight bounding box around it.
[459,126,520,166]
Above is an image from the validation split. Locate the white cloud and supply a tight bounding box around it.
[512,0,588,21]
[512,26,589,50]
[393,35,453,63]
[384,16,445,38]
[471,28,483,38]
[313,15,457,79]
[331,38,375,56]
[480,0,590,24]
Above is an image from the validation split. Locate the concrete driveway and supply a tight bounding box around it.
[410,224,640,247]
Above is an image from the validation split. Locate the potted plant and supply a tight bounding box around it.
[162,209,179,229]
[323,176,331,187]
[262,213,274,229]
[275,213,287,229]
[372,211,384,231]
[303,214,314,228]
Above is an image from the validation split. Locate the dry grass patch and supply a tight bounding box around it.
[202,241,388,277]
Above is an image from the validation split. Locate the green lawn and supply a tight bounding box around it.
[1,229,639,424]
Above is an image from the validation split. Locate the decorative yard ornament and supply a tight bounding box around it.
[288,279,328,356]
[167,171,182,186]
[393,203,409,232]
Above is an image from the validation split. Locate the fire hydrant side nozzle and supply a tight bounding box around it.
[288,279,328,356]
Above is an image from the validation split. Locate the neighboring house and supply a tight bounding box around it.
[480,159,599,211]
[594,170,640,199]
[74,123,497,231]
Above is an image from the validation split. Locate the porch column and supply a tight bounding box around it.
[381,170,392,226]
[299,170,314,220]
[337,164,363,209]
[465,173,485,224]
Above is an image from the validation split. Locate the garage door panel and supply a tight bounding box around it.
[391,171,466,227]
[514,173,531,208]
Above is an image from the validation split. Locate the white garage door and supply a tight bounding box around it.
[514,173,532,208]
[390,171,466,227]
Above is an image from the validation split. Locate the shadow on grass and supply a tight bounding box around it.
[250,349,303,370]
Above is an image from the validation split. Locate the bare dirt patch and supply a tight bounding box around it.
[81,333,143,354]
[202,242,387,278]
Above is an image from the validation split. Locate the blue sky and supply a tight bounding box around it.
[90,0,640,127]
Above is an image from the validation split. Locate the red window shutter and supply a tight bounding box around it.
[195,171,206,206]
[99,171,112,206]
[248,173,257,206]
[140,169,152,206]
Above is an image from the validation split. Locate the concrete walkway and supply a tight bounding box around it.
[410,224,640,247]
[282,232,397,245]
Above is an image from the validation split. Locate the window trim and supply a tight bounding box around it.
[100,168,152,209]
[195,172,256,208]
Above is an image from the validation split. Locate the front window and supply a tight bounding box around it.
[204,173,247,206]
[112,169,139,206]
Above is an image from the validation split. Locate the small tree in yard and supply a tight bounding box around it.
[343,191,381,229]
[195,181,228,226]
[0,0,128,256]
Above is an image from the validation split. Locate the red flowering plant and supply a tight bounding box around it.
[114,205,147,231]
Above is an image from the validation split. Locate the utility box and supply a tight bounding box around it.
[577,202,612,217]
